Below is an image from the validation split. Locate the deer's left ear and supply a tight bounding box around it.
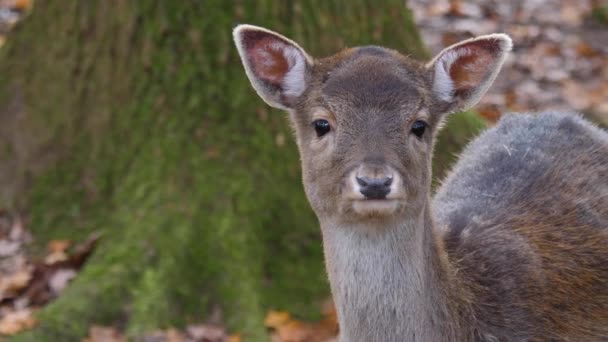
[427,34,512,113]
[233,24,313,110]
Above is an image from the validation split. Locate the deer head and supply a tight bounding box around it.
[233,25,511,223]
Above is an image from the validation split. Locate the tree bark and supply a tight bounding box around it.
[0,1,484,340]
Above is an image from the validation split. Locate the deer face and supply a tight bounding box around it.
[234,25,511,221]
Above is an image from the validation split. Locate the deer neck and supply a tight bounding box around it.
[319,202,472,341]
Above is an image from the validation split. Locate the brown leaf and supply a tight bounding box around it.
[504,89,523,111]
[166,328,185,342]
[0,308,37,335]
[275,320,314,342]
[47,239,71,254]
[9,214,28,242]
[447,0,472,17]
[561,80,592,111]
[186,324,226,342]
[560,2,589,26]
[84,325,126,342]
[44,251,68,264]
[0,268,32,300]
[205,147,220,159]
[227,334,241,342]
[22,233,100,306]
[477,105,502,123]
[576,41,600,58]
[66,231,101,269]
[0,0,34,11]
[441,32,461,47]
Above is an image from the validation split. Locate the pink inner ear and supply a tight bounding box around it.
[449,40,499,91]
[247,38,290,86]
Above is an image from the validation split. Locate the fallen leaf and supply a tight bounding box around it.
[205,147,220,158]
[0,309,37,335]
[9,214,28,242]
[166,328,185,342]
[0,0,33,11]
[48,268,77,295]
[264,310,291,329]
[47,239,71,254]
[575,41,600,58]
[84,325,125,342]
[227,333,241,342]
[275,320,312,342]
[447,0,463,17]
[186,324,226,342]
[477,105,502,123]
[44,250,68,264]
[561,80,593,111]
[0,240,20,257]
[142,330,181,342]
[0,268,32,299]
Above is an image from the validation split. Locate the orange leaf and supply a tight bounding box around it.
[264,310,291,329]
[227,333,241,342]
[47,239,71,253]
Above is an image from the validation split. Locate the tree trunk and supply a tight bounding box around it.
[0,1,484,340]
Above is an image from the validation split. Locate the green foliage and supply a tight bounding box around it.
[592,5,608,25]
[433,111,486,187]
[0,1,483,340]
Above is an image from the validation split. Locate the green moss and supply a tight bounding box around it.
[2,1,485,341]
[592,5,608,25]
[433,111,486,187]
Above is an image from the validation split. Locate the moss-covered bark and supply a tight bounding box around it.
[0,1,483,340]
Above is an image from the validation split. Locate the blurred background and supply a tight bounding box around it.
[0,1,606,341]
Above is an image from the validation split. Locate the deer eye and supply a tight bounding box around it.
[313,119,331,137]
[411,120,427,138]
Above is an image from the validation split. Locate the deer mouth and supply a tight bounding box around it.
[352,199,401,216]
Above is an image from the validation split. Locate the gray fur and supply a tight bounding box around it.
[435,112,608,340]
[435,112,608,227]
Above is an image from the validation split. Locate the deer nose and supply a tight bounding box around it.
[356,176,393,200]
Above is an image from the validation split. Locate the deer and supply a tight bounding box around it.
[233,24,608,341]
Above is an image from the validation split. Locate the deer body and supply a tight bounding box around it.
[234,25,608,341]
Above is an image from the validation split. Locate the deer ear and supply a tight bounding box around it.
[427,34,512,113]
[233,24,313,110]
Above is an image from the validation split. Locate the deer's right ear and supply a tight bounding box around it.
[233,25,313,110]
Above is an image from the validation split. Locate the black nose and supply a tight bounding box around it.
[356,176,392,200]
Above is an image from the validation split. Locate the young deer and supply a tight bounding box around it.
[233,25,608,341]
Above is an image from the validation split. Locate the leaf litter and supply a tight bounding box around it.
[0,210,100,336]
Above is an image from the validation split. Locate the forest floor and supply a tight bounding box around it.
[410,0,608,125]
[0,0,606,341]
